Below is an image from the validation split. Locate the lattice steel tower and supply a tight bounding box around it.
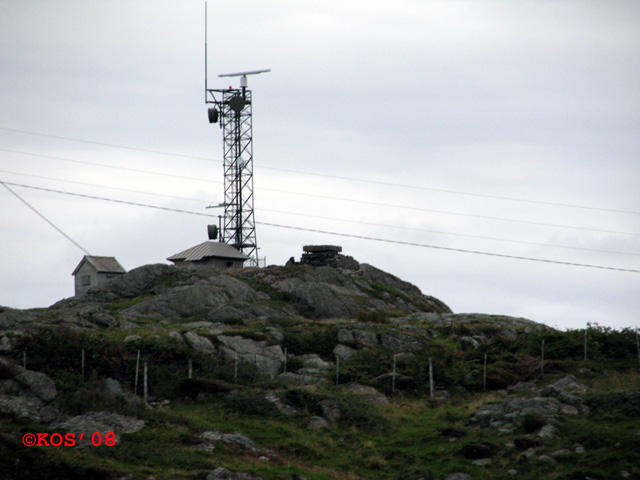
[205,70,269,267]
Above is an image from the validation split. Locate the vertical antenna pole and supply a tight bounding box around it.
[204,1,208,101]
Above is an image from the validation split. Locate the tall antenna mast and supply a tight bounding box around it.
[204,10,270,267]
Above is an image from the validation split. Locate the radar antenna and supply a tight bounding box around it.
[204,6,270,267]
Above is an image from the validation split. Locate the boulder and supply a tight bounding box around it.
[277,371,326,386]
[101,378,124,397]
[0,395,59,423]
[446,474,472,480]
[333,344,357,360]
[184,332,216,354]
[320,399,341,423]
[217,336,284,376]
[307,416,329,429]
[0,358,59,423]
[201,431,257,452]
[301,354,331,370]
[380,332,421,353]
[353,329,379,348]
[205,467,263,480]
[344,383,389,404]
[0,335,11,353]
[14,369,57,403]
[52,411,145,446]
[551,375,589,393]
[471,397,562,427]
[264,393,296,415]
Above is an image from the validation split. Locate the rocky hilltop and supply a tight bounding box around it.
[1,255,637,480]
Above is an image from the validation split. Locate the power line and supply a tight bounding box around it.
[0,148,221,184]
[3,169,637,257]
[257,165,640,216]
[2,125,638,216]
[3,147,637,237]
[256,221,640,274]
[1,181,217,218]
[0,169,213,204]
[258,208,640,257]
[0,181,91,255]
[2,180,638,273]
[0,126,214,162]
[259,186,640,237]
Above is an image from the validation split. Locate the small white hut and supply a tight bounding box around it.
[72,256,126,296]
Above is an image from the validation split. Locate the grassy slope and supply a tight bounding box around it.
[1,288,639,480]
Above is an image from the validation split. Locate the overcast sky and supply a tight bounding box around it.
[1,1,638,331]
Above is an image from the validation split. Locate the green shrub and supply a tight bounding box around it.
[460,441,497,459]
[283,327,337,357]
[335,394,390,433]
[223,390,282,417]
[585,391,640,418]
[356,309,388,323]
[521,413,546,433]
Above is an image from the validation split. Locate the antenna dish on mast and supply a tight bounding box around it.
[219,69,270,88]
[218,69,271,77]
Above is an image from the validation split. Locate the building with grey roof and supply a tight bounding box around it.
[167,241,249,270]
[72,256,126,296]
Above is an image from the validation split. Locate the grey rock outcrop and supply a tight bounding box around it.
[217,335,284,376]
[201,431,258,452]
[52,411,145,446]
[264,393,296,415]
[333,344,357,360]
[121,276,267,320]
[184,331,216,354]
[471,375,591,427]
[307,416,329,429]
[472,397,561,427]
[205,467,263,480]
[0,357,59,423]
[446,474,472,480]
[380,331,422,353]
[344,383,389,404]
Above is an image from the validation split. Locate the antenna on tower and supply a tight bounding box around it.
[205,2,208,101]
[203,6,270,267]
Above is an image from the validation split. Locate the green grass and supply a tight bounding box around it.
[3,318,640,479]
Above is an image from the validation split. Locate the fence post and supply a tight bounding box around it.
[143,362,148,403]
[428,357,434,400]
[23,351,26,369]
[188,359,193,379]
[234,352,238,384]
[336,355,340,386]
[283,347,288,374]
[483,354,487,392]
[584,324,589,362]
[392,354,397,393]
[541,339,545,376]
[134,349,141,395]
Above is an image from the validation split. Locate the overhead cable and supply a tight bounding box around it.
[2,170,636,256]
[2,148,637,236]
[2,126,638,216]
[0,181,91,255]
[256,221,640,274]
[2,180,638,273]
[0,148,220,184]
